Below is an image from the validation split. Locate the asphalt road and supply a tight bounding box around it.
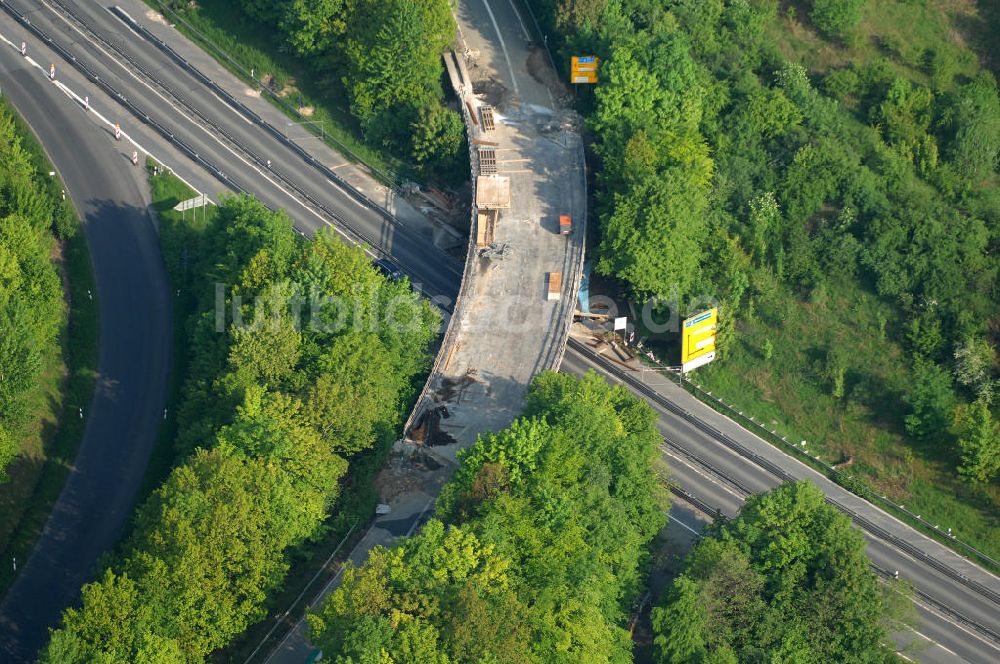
[0,46,171,662]
[562,350,1000,664]
[4,0,461,305]
[2,0,998,662]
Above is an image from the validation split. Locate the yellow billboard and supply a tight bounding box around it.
[571,56,599,84]
[681,308,717,373]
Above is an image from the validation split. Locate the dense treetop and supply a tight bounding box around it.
[0,104,68,479]
[652,481,912,664]
[39,194,439,663]
[308,370,666,663]
[230,0,465,176]
[534,0,1000,496]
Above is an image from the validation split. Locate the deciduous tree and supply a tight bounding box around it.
[653,482,900,663]
[809,0,866,39]
[954,400,1000,484]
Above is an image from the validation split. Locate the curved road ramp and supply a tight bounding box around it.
[405,0,586,460]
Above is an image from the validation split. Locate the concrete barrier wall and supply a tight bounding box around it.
[400,50,481,442]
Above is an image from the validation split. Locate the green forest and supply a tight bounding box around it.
[151,0,1000,557]
[159,0,465,180]
[306,378,909,664]
[0,98,96,600]
[39,190,439,663]
[307,371,666,662]
[17,0,996,660]
[531,0,1000,555]
[652,482,913,663]
[0,104,68,479]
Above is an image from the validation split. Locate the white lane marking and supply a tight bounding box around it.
[96,2,251,127]
[660,447,745,502]
[662,444,991,656]
[267,496,439,662]
[346,192,368,209]
[670,455,999,656]
[504,0,530,41]
[501,0,555,107]
[267,613,310,662]
[39,0,263,155]
[1,31,204,196]
[678,359,1000,589]
[580,374,992,661]
[404,498,435,537]
[657,383,1000,611]
[479,0,519,95]
[909,626,961,657]
[309,562,348,610]
[858,526,1000,653]
[267,498,436,662]
[671,515,703,537]
[2,28,375,257]
[664,446,997,657]
[910,595,1000,657]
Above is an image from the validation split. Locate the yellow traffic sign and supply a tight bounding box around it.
[571,56,599,84]
[681,308,717,373]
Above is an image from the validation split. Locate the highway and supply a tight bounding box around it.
[562,349,1000,663]
[0,0,997,662]
[0,0,461,303]
[0,34,171,663]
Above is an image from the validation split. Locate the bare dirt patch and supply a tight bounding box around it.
[373,448,445,503]
[526,45,570,103]
[473,77,516,111]
[145,9,169,26]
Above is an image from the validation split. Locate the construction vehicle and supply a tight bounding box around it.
[547,272,562,301]
[559,215,572,235]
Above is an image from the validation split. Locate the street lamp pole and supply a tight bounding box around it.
[286,120,326,141]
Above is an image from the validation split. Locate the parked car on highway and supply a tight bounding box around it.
[373,258,404,282]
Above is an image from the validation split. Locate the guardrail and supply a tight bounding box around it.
[568,337,1000,610]
[660,437,752,500]
[549,137,587,372]
[515,0,559,78]
[2,0,423,273]
[659,445,1000,647]
[240,522,357,664]
[662,480,722,525]
[677,374,1000,572]
[399,51,480,441]
[143,0,404,191]
[93,3,409,236]
[0,0,250,193]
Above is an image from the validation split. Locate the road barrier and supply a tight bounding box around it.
[399,51,481,442]
[143,0,404,192]
[569,337,1000,610]
[660,440,1000,647]
[104,4,406,229]
[679,373,1000,574]
[2,0,450,287]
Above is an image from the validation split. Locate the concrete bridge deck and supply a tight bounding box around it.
[405,0,587,459]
